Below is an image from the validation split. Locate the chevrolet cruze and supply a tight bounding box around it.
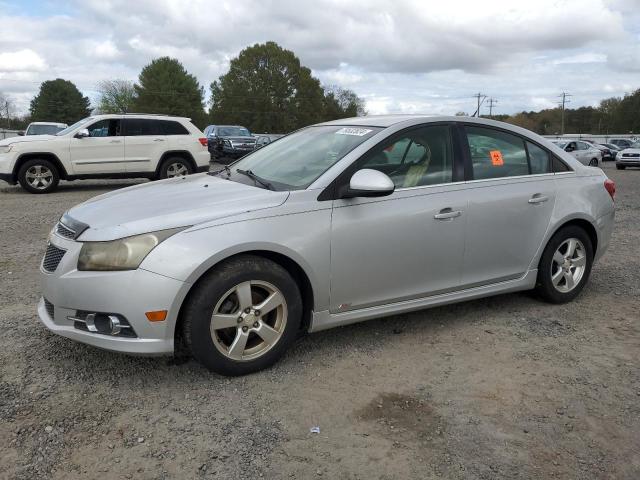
[38,116,616,376]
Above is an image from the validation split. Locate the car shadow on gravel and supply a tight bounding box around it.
[0,180,145,195]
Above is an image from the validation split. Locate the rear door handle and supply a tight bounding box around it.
[109,140,121,144]
[528,194,549,204]
[434,208,462,220]
[154,138,165,142]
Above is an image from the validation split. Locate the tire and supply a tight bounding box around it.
[616,165,625,170]
[588,158,598,167]
[535,225,593,304]
[17,158,60,194]
[181,255,303,376]
[158,157,193,179]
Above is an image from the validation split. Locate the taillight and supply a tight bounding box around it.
[604,179,615,200]
[198,138,208,146]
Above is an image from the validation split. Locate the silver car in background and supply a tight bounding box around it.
[38,116,615,376]
[552,140,602,166]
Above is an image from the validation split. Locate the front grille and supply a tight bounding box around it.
[42,244,66,273]
[622,153,639,158]
[44,298,54,319]
[56,222,76,239]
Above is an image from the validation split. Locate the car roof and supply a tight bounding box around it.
[29,122,67,126]
[92,114,192,121]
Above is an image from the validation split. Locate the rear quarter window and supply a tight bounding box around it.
[161,120,189,135]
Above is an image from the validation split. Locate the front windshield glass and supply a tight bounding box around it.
[555,141,567,148]
[56,117,94,136]
[631,141,640,149]
[219,125,382,191]
[27,124,65,135]
[218,126,251,137]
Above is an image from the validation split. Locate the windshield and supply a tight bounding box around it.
[554,141,567,148]
[56,117,94,136]
[27,124,65,135]
[631,141,640,149]
[218,126,251,137]
[218,125,382,191]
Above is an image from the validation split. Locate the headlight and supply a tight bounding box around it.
[77,227,185,271]
[0,145,13,154]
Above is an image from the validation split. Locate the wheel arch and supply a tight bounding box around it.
[174,249,316,349]
[546,216,598,258]
[156,150,197,175]
[13,152,69,181]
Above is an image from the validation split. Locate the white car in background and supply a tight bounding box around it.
[0,114,210,193]
[552,140,601,167]
[615,141,640,170]
[23,122,68,136]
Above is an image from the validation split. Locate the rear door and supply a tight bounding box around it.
[459,125,556,287]
[122,118,167,173]
[69,118,124,174]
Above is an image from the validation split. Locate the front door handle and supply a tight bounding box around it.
[154,138,165,142]
[434,208,462,220]
[528,194,549,204]
[109,140,121,144]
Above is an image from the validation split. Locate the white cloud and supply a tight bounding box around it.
[0,49,47,72]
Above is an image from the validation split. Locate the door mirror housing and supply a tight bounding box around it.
[342,169,395,198]
[74,128,90,139]
[17,130,25,136]
[565,145,575,152]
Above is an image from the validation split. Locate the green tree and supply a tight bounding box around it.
[97,79,136,114]
[29,79,91,124]
[134,57,206,127]
[210,42,365,133]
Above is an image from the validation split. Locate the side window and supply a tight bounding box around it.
[527,142,551,174]
[161,120,189,135]
[577,142,588,150]
[123,119,163,136]
[552,156,571,172]
[359,125,453,188]
[86,119,120,137]
[466,126,528,180]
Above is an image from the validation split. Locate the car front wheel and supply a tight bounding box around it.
[181,255,303,376]
[535,225,593,304]
[17,158,60,194]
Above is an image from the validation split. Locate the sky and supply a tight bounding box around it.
[0,0,639,118]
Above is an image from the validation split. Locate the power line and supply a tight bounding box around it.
[472,92,487,117]
[487,98,498,118]
[558,91,572,135]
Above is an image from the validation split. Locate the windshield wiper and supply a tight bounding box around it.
[236,169,275,190]
[209,164,231,178]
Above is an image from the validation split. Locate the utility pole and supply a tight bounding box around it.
[472,93,487,117]
[487,98,498,118]
[558,92,572,135]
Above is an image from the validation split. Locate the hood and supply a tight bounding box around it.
[0,134,56,146]
[619,148,640,155]
[67,173,289,241]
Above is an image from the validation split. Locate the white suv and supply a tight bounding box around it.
[0,114,210,193]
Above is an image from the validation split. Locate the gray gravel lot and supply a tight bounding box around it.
[1,163,638,479]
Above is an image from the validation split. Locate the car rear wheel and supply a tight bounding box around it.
[589,158,598,167]
[535,225,593,304]
[159,157,193,179]
[17,159,60,194]
[181,255,302,376]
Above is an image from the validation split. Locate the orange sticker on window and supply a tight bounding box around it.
[489,150,504,166]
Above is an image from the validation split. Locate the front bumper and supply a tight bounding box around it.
[38,233,191,355]
[0,172,15,184]
[616,159,640,167]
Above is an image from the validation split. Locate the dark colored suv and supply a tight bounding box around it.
[205,125,256,163]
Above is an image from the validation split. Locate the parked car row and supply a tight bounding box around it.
[0,114,209,193]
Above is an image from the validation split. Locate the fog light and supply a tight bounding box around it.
[145,310,167,322]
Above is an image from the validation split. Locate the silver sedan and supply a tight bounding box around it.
[38,116,615,376]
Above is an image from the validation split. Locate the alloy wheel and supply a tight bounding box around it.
[210,280,288,361]
[550,238,587,293]
[25,165,53,190]
[166,162,189,177]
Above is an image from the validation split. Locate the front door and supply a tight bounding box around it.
[460,125,556,287]
[69,118,124,174]
[330,124,467,312]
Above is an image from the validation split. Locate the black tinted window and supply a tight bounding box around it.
[552,156,571,172]
[123,119,163,136]
[527,142,551,174]
[161,120,189,135]
[466,126,529,179]
[360,125,454,188]
[87,119,120,137]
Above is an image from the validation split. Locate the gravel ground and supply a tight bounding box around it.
[0,163,638,480]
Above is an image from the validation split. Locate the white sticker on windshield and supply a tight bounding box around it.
[335,127,372,136]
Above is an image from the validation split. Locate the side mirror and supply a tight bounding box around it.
[17,131,25,136]
[342,169,395,198]
[565,145,574,152]
[74,128,90,139]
